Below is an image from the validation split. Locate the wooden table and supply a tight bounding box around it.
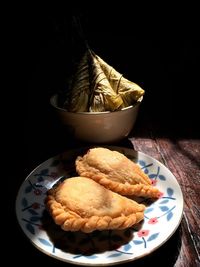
[13,116,200,267]
[128,124,200,267]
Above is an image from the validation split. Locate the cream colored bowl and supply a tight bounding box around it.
[50,94,142,143]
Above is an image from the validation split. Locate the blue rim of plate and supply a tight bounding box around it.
[15,146,184,266]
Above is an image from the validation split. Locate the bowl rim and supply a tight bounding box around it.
[50,93,143,115]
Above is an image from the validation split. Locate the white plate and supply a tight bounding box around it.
[16,146,184,266]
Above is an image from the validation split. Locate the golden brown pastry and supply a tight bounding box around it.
[76,147,160,198]
[45,176,145,233]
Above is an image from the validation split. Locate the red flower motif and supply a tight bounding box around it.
[34,189,42,196]
[158,191,164,198]
[31,202,40,209]
[151,179,157,186]
[137,230,150,237]
[148,217,158,224]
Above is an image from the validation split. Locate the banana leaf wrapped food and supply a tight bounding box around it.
[89,52,123,112]
[64,52,90,112]
[64,50,144,112]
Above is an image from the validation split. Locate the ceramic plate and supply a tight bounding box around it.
[16,146,184,266]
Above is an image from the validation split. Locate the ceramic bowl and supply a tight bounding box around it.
[50,94,142,144]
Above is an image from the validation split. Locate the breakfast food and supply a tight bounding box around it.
[76,147,160,198]
[45,176,145,233]
[63,50,144,112]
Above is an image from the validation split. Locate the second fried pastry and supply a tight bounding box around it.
[76,147,160,198]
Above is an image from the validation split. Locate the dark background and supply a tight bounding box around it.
[9,6,199,266]
[15,9,199,160]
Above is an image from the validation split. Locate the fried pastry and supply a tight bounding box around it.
[76,147,160,198]
[45,176,145,233]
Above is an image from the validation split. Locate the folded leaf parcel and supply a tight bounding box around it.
[63,50,145,112]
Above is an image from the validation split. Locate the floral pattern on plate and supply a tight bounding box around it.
[16,146,184,266]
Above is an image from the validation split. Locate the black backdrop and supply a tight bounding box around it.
[17,10,199,159]
[16,11,199,135]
